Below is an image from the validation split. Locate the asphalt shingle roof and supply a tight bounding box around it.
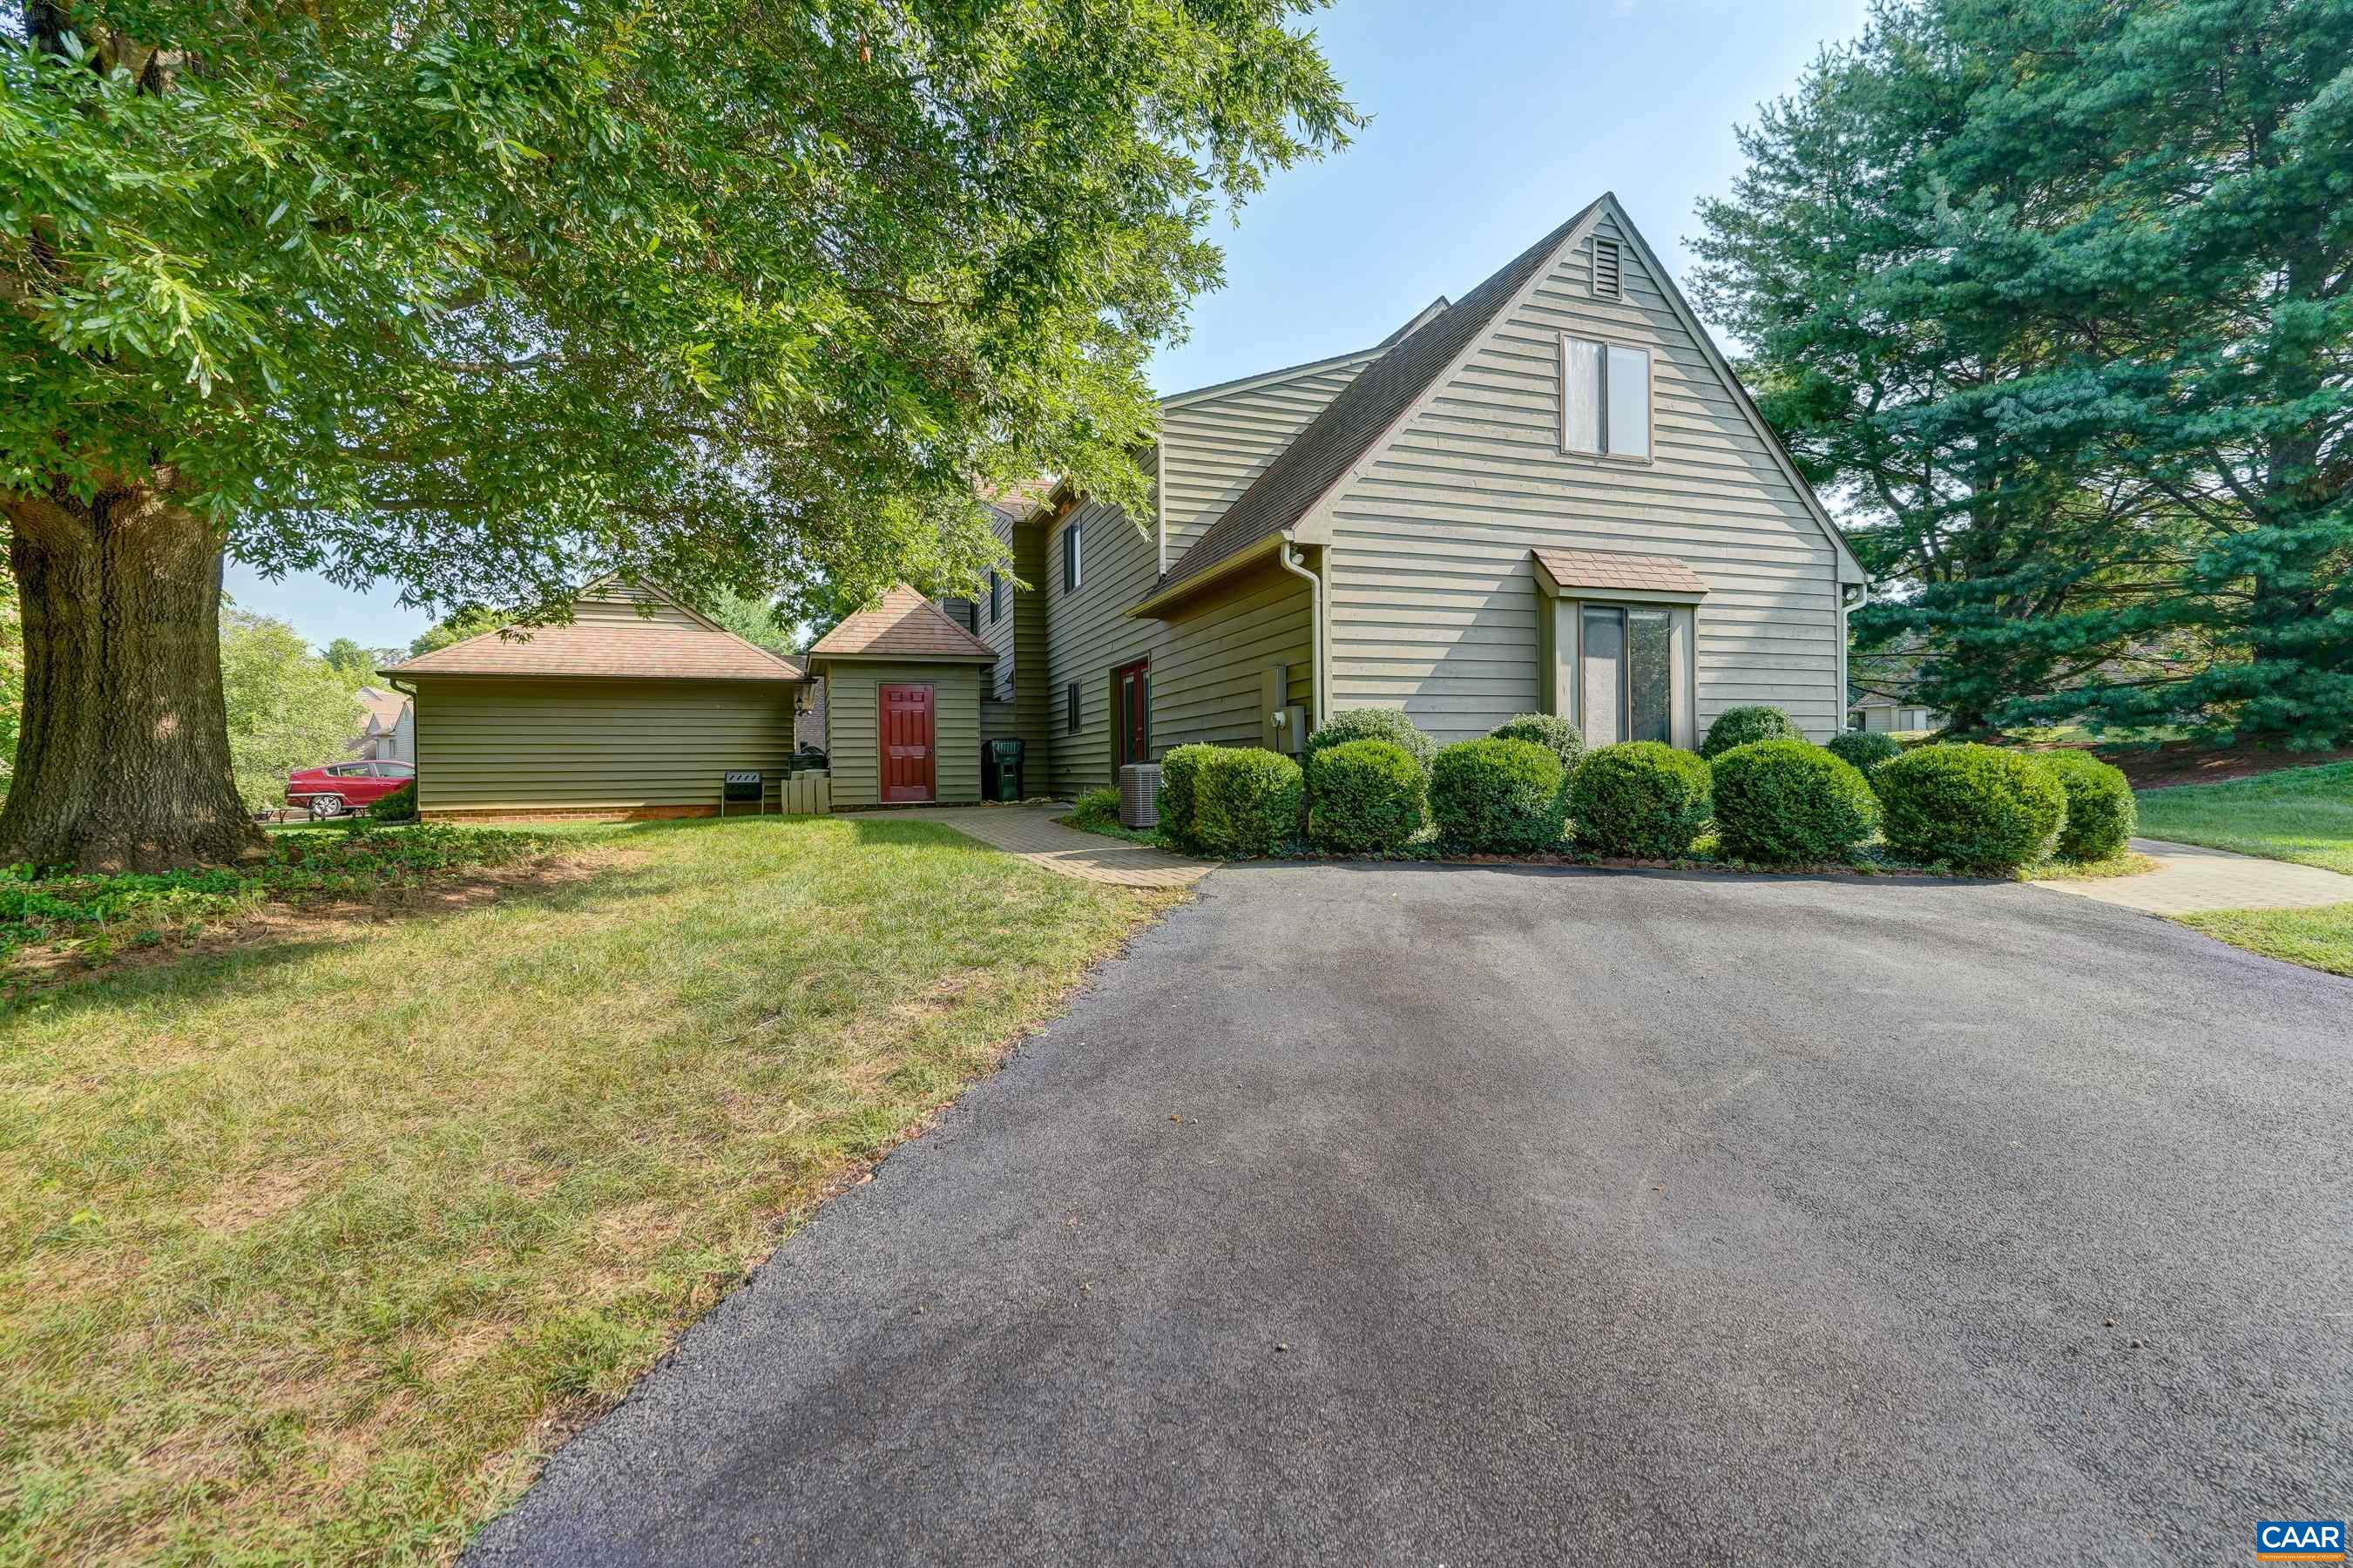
[809,584,997,662]
[1154,197,1604,598]
[1531,547,1708,597]
[389,592,804,681]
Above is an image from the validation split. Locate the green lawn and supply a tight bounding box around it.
[0,816,1171,1564]
[2174,902,2353,979]
[2133,761,2353,874]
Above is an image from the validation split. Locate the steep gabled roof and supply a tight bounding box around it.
[808,584,997,662]
[388,581,805,682]
[1152,199,1606,598]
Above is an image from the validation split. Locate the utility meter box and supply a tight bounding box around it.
[1268,705,1308,754]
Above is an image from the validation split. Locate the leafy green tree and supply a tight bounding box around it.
[1696,0,2351,744]
[0,0,1356,868]
[219,610,363,813]
[702,589,797,656]
[406,610,506,661]
[319,638,398,680]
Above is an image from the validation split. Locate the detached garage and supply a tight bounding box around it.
[385,583,808,821]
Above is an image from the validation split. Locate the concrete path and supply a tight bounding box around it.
[471,865,2351,1568]
[878,803,1212,889]
[2032,835,2353,914]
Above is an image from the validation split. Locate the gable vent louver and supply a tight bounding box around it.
[1592,237,1623,300]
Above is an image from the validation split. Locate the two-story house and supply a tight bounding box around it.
[808,193,1864,808]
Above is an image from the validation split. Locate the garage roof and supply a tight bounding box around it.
[388,583,805,682]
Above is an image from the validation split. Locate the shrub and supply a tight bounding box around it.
[1308,740,1426,855]
[1701,704,1803,759]
[1156,744,1217,848]
[1064,785,1120,835]
[368,780,419,821]
[1302,709,1434,787]
[1488,713,1586,782]
[1826,729,1903,776]
[1193,747,1304,857]
[1429,739,1567,852]
[1874,743,2068,873]
[1568,741,1713,858]
[1708,740,1877,864]
[2039,750,2138,862]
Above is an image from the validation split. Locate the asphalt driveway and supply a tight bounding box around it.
[472,863,2352,1567]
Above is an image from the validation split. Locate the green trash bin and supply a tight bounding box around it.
[985,738,1026,802]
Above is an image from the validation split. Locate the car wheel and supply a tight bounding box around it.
[308,794,345,820]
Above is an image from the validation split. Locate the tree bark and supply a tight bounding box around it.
[1,478,268,871]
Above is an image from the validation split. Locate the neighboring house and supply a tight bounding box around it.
[1848,689,1944,733]
[813,193,1865,804]
[351,684,415,765]
[383,581,809,819]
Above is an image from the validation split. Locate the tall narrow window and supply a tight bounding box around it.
[1580,606,1624,749]
[1626,609,1673,744]
[987,570,1001,622]
[1065,680,1081,733]
[1064,523,1084,592]
[1561,336,1651,459]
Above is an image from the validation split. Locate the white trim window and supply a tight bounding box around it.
[1064,522,1085,592]
[1561,335,1652,461]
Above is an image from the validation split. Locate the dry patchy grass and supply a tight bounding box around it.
[0,815,1173,1565]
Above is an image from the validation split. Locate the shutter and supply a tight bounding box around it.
[1592,237,1622,300]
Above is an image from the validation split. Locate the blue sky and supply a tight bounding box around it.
[227,0,1870,652]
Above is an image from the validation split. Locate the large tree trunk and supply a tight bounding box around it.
[1,478,267,871]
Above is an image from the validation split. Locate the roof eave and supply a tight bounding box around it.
[1126,532,1291,620]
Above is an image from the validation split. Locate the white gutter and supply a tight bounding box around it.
[1840,578,1869,730]
[1277,532,1329,726]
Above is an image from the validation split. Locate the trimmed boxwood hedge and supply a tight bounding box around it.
[1488,713,1586,781]
[1874,743,2067,873]
[1429,739,1567,852]
[1193,747,1304,857]
[1568,741,1713,857]
[1157,743,1218,849]
[1302,708,1434,784]
[2039,749,2137,861]
[1708,740,1877,864]
[1700,704,1802,760]
[1307,740,1427,855]
[1826,729,1903,776]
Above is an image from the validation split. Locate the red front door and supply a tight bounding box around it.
[878,683,936,803]
[1114,659,1150,770]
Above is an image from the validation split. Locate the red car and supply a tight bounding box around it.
[287,760,416,819]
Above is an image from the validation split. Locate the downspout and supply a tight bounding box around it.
[1277,533,1329,727]
[1839,579,1868,730]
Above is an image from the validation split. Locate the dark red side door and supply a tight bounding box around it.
[878,683,936,803]
[1114,659,1150,770]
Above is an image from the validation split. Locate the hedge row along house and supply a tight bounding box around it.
[384,195,1863,818]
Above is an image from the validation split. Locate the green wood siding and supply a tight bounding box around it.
[1322,208,1847,741]
[979,511,1051,753]
[411,676,795,812]
[822,661,984,808]
[1159,354,1375,564]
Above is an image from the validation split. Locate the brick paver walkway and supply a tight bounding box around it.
[878,804,1213,890]
[2032,836,2353,915]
